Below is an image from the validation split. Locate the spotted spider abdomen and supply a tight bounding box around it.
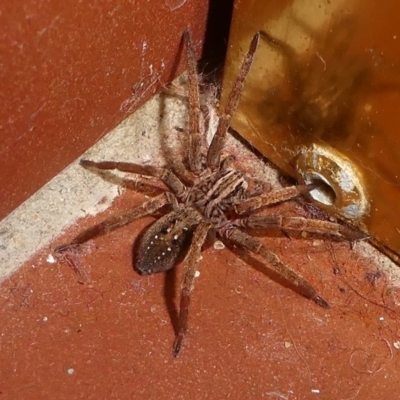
[135,207,202,275]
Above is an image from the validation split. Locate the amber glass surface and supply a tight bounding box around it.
[223,0,400,260]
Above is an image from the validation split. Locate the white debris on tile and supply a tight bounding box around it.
[46,254,56,264]
[213,240,225,250]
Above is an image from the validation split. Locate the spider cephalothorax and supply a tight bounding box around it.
[55,30,363,356]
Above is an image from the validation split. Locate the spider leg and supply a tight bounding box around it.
[207,33,260,170]
[80,160,187,198]
[236,215,366,240]
[236,184,314,214]
[54,192,178,252]
[173,221,211,357]
[221,227,330,308]
[183,30,203,174]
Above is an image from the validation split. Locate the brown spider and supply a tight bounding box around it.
[55,30,363,356]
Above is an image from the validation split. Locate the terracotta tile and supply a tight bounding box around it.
[0,1,213,220]
[1,58,399,400]
[1,186,400,399]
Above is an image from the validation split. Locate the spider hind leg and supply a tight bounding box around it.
[173,221,211,356]
[221,227,330,308]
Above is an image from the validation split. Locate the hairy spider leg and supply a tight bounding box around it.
[235,184,314,214]
[54,192,178,252]
[221,227,330,308]
[237,215,366,241]
[183,30,203,175]
[207,32,260,170]
[173,222,211,356]
[80,160,187,198]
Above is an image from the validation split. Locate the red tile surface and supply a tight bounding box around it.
[1,189,400,399]
[0,0,210,220]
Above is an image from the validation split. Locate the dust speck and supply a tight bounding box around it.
[46,254,56,264]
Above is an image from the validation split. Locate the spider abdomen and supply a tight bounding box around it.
[135,207,202,275]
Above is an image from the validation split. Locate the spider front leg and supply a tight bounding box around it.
[207,32,260,170]
[80,160,187,198]
[54,191,179,252]
[183,30,203,175]
[173,221,211,357]
[221,227,330,308]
